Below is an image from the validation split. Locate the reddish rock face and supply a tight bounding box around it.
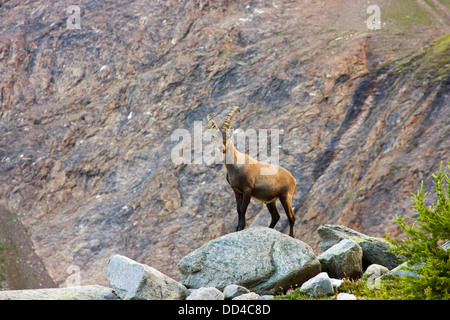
[0,0,448,286]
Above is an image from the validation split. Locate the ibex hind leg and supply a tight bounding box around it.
[266,202,280,229]
[280,195,295,238]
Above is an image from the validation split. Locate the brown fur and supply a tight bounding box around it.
[208,108,297,237]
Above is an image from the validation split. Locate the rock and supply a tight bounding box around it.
[330,278,344,290]
[0,206,57,290]
[223,284,250,300]
[336,293,357,300]
[362,264,389,279]
[185,289,195,298]
[261,295,274,300]
[185,287,224,300]
[232,292,262,300]
[104,254,186,300]
[382,262,423,279]
[300,272,334,297]
[178,227,321,294]
[382,241,450,280]
[317,225,401,269]
[318,239,363,279]
[0,285,118,300]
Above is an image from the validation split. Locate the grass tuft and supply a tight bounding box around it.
[272,277,407,300]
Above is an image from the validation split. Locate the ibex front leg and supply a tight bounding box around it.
[235,189,251,231]
[233,190,243,231]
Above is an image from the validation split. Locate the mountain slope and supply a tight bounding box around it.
[0,0,448,285]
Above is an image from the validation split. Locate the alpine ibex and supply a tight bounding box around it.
[207,107,297,237]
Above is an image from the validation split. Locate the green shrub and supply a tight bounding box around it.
[386,161,450,299]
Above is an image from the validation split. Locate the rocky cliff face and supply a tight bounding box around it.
[0,0,449,287]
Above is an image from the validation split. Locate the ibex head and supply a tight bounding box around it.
[207,106,240,153]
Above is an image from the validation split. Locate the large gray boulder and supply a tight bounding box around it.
[317,225,401,269]
[104,254,186,300]
[178,227,321,294]
[0,285,118,300]
[318,239,363,279]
